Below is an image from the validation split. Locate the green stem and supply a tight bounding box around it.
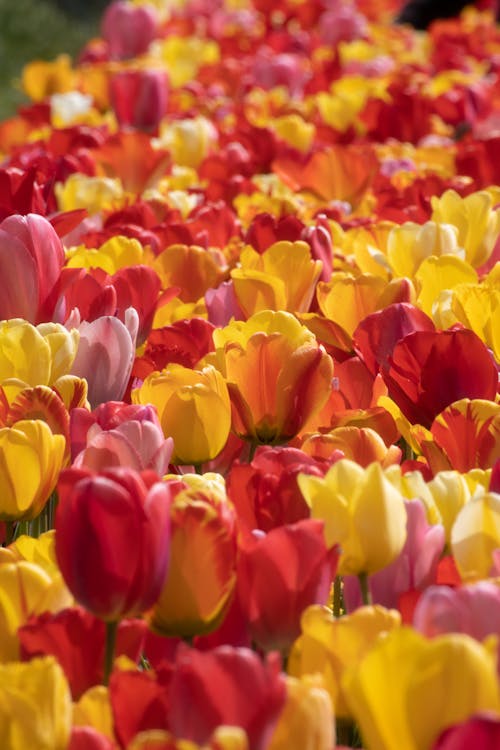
[247,440,258,463]
[103,620,119,686]
[358,572,372,606]
[193,463,203,475]
[333,575,343,618]
[4,521,16,546]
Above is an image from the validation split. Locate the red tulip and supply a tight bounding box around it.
[168,645,287,750]
[236,520,339,652]
[110,669,170,748]
[110,69,169,132]
[433,714,500,750]
[55,467,171,620]
[0,213,64,323]
[226,445,325,532]
[19,607,146,699]
[382,328,499,427]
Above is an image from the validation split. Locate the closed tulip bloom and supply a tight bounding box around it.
[289,604,401,718]
[212,311,333,445]
[70,308,138,409]
[0,419,65,521]
[298,460,407,576]
[101,1,158,60]
[110,69,169,132]
[0,213,65,323]
[267,674,335,750]
[149,476,237,637]
[132,364,231,465]
[0,656,72,750]
[451,493,500,581]
[236,520,339,652]
[55,467,171,620]
[343,629,500,750]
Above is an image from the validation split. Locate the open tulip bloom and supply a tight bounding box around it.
[2,0,500,746]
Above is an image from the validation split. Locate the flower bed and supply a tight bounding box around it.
[1,0,500,748]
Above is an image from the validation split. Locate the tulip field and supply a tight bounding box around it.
[2,0,500,747]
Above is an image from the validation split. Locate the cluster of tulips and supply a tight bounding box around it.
[2,0,500,747]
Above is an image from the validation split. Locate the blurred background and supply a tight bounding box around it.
[0,0,110,119]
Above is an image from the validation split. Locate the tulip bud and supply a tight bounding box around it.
[55,467,171,620]
[102,1,159,61]
[110,69,168,132]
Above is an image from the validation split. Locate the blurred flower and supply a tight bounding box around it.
[451,493,500,581]
[101,1,158,60]
[267,674,335,750]
[343,628,500,750]
[0,656,72,749]
[110,69,169,132]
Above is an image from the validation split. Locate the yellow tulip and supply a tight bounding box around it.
[272,114,315,152]
[22,54,76,102]
[0,420,65,521]
[0,656,72,749]
[73,685,114,741]
[288,604,400,717]
[415,256,478,317]
[66,235,145,274]
[212,310,333,445]
[343,628,500,750]
[387,220,463,278]
[55,173,125,214]
[158,116,217,168]
[316,272,387,338]
[427,471,481,545]
[451,492,500,581]
[149,476,237,637]
[133,364,231,465]
[430,189,500,268]
[36,323,80,384]
[298,460,407,575]
[231,241,323,316]
[267,674,335,750]
[0,560,71,662]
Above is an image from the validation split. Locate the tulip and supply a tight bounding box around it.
[267,674,335,750]
[0,656,72,749]
[168,645,287,750]
[288,604,401,717]
[230,241,323,317]
[133,364,231,466]
[69,727,115,750]
[343,499,445,612]
[433,714,500,750]
[55,467,171,620]
[110,69,169,132]
[109,669,170,747]
[70,308,138,409]
[101,1,158,61]
[382,328,498,428]
[451,493,500,581]
[236,520,339,652]
[414,582,500,648]
[212,310,333,445]
[430,189,500,268]
[226,445,325,533]
[298,460,408,577]
[0,419,65,523]
[149,475,237,638]
[0,213,65,323]
[343,628,500,750]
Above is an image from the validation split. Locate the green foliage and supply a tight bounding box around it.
[0,0,101,119]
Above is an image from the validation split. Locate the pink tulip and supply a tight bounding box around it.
[344,499,445,611]
[205,280,245,327]
[72,418,173,474]
[414,581,500,643]
[110,69,169,132]
[70,308,138,408]
[0,213,64,323]
[101,1,158,60]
